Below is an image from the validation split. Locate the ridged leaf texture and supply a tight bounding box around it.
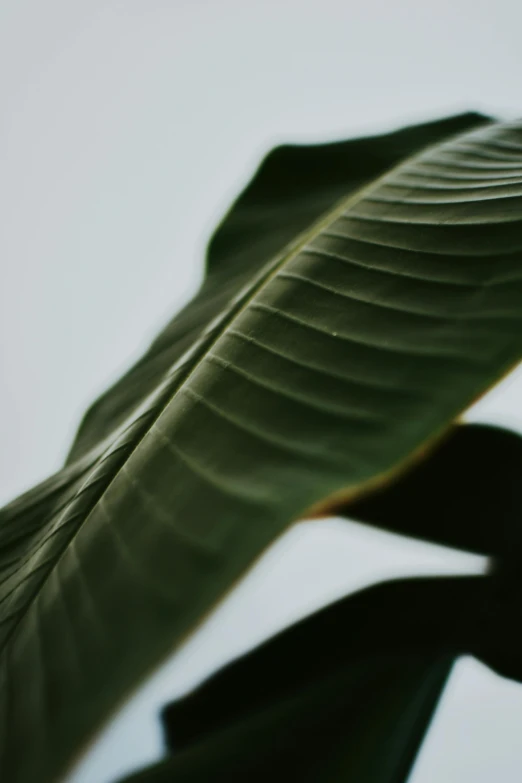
[2,112,522,782]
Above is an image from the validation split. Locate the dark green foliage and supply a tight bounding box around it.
[119,424,522,781]
[2,113,522,783]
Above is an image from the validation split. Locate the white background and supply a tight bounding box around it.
[1,1,522,781]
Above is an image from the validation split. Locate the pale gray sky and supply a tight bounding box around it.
[1,1,522,781]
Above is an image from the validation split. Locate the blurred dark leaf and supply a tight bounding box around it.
[341,423,522,557]
[119,653,450,782]
[121,422,522,782]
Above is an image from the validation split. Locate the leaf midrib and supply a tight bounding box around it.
[0,121,492,663]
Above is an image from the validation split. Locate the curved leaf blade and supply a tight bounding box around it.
[119,655,450,783]
[67,113,491,462]
[337,423,522,555]
[4,115,522,782]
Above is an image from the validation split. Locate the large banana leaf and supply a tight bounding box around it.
[3,112,522,783]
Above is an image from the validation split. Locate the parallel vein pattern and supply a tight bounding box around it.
[4,113,522,783]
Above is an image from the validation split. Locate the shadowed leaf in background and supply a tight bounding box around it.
[119,423,522,781]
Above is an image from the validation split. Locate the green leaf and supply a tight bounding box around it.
[143,579,473,783]
[67,112,491,463]
[341,423,522,555]
[4,112,522,783]
[119,653,451,783]
[118,424,522,782]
